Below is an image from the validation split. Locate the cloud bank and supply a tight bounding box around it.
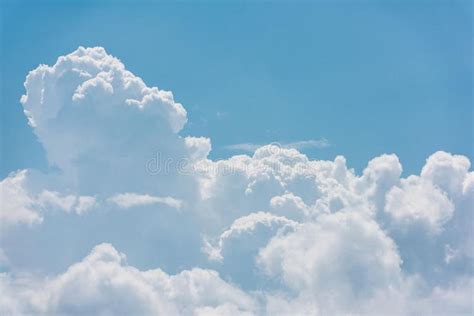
[0,47,472,315]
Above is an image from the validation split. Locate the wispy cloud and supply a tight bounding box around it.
[224,143,262,152]
[286,139,330,150]
[107,193,182,209]
[224,138,330,153]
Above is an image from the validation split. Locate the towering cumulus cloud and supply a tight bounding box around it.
[19,47,204,199]
[1,47,472,315]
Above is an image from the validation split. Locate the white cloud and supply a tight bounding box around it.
[269,192,311,220]
[462,171,474,197]
[421,151,470,198]
[355,153,403,212]
[0,243,256,315]
[36,190,97,215]
[257,212,403,310]
[185,136,212,162]
[21,47,187,137]
[203,212,297,262]
[411,277,474,316]
[37,190,78,212]
[385,175,454,233]
[107,193,182,209]
[75,196,98,214]
[0,170,97,230]
[21,47,185,171]
[1,47,472,315]
[0,170,42,228]
[19,46,204,202]
[285,139,331,150]
[223,143,262,153]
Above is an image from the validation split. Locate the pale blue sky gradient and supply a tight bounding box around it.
[1,0,472,177]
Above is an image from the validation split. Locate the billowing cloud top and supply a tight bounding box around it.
[1,47,473,316]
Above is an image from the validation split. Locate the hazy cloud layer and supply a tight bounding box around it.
[224,138,330,153]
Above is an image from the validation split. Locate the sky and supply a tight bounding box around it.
[0,1,473,315]
[1,0,472,178]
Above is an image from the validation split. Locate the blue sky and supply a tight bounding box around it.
[1,1,473,315]
[2,0,472,178]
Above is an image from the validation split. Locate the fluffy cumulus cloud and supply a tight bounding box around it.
[0,243,256,315]
[385,175,454,233]
[257,211,404,315]
[204,212,297,260]
[0,170,42,228]
[0,169,96,230]
[1,47,472,315]
[19,46,203,201]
